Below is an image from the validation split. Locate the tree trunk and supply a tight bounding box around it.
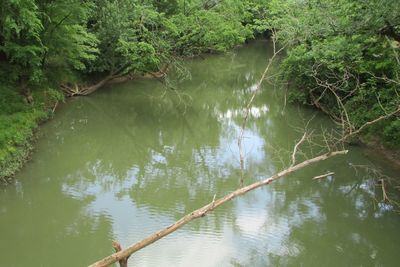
[61,64,169,97]
[61,73,115,97]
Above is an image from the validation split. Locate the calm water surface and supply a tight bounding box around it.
[1,40,399,266]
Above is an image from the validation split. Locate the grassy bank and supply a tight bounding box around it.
[0,86,62,182]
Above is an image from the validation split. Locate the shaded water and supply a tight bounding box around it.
[1,40,399,266]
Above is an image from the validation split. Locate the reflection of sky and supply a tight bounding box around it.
[215,103,274,175]
[58,91,400,266]
[63,175,262,266]
[216,105,269,120]
[6,40,399,267]
[58,98,280,266]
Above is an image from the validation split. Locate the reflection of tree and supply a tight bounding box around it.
[41,41,279,207]
[6,39,399,267]
[228,157,399,267]
[286,170,398,266]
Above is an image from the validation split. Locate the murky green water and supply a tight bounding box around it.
[1,40,399,266]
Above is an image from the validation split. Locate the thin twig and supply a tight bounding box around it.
[291,132,307,167]
[379,179,389,202]
[337,105,400,144]
[52,100,58,114]
[313,172,335,180]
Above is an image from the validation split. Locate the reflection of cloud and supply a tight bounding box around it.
[236,208,302,259]
[236,210,266,237]
[217,115,279,182]
[216,105,269,121]
[132,231,234,267]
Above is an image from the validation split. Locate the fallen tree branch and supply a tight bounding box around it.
[61,64,169,97]
[61,73,116,96]
[88,149,348,267]
[313,172,335,180]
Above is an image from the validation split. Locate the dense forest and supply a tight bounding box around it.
[0,0,399,180]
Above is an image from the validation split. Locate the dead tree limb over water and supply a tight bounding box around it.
[88,150,348,267]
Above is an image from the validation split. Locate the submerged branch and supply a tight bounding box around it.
[88,150,348,267]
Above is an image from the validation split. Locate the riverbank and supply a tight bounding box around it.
[0,68,178,182]
[2,56,399,182]
[0,86,62,183]
[361,137,400,169]
[2,41,399,266]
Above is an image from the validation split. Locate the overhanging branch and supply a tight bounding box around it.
[88,149,348,267]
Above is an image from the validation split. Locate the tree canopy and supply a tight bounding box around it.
[0,0,269,89]
[267,0,400,146]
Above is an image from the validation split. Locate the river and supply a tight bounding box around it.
[0,40,399,266]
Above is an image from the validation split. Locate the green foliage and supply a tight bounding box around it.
[87,0,172,74]
[269,0,400,147]
[240,0,271,35]
[39,0,99,76]
[0,0,45,83]
[0,0,270,180]
[151,0,179,15]
[0,85,59,179]
[3,0,398,179]
[0,87,29,115]
[1,0,267,84]
[87,0,259,74]
[170,10,248,56]
[0,0,99,87]
[383,120,400,147]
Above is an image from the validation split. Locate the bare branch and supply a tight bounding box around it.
[88,150,348,267]
[349,164,399,206]
[291,132,307,167]
[337,105,400,144]
[313,172,335,180]
[379,179,390,202]
[111,241,129,267]
[310,66,354,135]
